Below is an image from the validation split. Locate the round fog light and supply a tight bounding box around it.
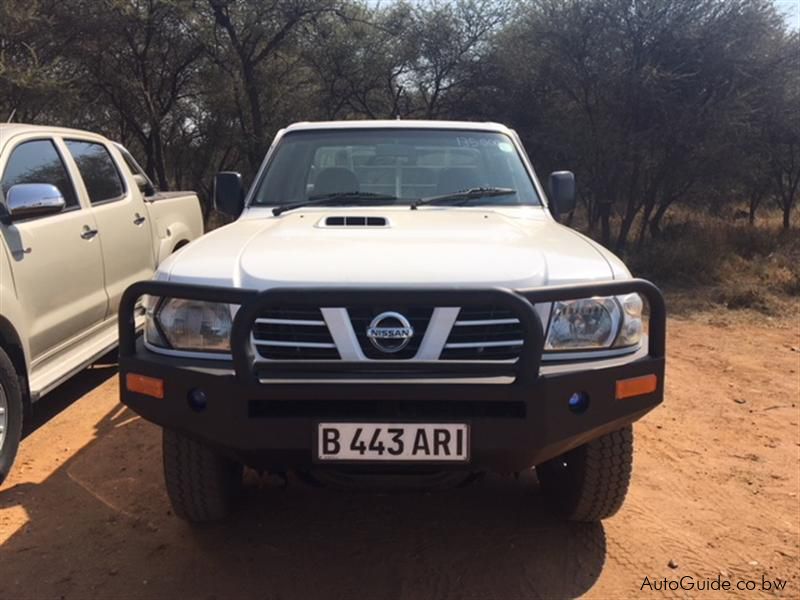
[568,391,590,414]
[188,388,208,412]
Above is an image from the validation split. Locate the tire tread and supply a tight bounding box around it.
[538,425,634,522]
[162,428,242,522]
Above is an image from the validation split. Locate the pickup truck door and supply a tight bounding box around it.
[0,137,108,361]
[62,138,156,317]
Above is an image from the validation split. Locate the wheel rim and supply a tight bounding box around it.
[0,383,7,451]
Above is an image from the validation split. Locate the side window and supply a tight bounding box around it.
[65,140,125,204]
[119,147,143,176]
[117,146,156,196]
[119,148,138,173]
[1,140,79,209]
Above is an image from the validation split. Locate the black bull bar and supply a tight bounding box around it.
[118,279,666,383]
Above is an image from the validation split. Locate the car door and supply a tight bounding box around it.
[0,137,108,361]
[62,138,156,317]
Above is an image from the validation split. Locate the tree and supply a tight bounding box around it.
[405,0,511,118]
[0,0,78,123]
[2,0,796,235]
[202,0,339,171]
[764,33,800,229]
[302,2,416,119]
[57,0,203,189]
[484,0,793,250]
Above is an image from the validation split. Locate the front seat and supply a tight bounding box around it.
[436,167,482,195]
[312,167,359,197]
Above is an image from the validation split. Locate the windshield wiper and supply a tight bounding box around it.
[410,187,516,210]
[272,192,397,216]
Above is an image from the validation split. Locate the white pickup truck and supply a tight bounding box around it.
[0,124,203,483]
[118,120,665,523]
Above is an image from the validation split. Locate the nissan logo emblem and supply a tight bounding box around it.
[366,311,414,353]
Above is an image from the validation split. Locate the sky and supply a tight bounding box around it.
[775,0,800,30]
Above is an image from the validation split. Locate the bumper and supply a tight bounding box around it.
[118,281,666,472]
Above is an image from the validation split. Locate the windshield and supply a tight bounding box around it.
[251,129,542,208]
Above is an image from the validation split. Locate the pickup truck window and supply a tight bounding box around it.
[65,140,125,204]
[251,130,541,208]
[1,140,79,208]
[118,147,140,175]
[116,145,157,197]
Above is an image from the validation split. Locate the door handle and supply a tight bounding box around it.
[133,213,146,226]
[81,226,99,240]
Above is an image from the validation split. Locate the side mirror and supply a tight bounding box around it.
[214,172,244,218]
[547,171,576,218]
[4,184,66,222]
[133,173,157,197]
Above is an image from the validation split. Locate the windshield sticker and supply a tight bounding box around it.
[455,136,501,148]
[497,142,514,153]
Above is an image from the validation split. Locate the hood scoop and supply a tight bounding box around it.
[320,216,389,228]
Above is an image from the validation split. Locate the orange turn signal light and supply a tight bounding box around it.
[616,374,657,400]
[126,373,164,399]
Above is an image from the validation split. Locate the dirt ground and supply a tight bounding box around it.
[1,312,798,600]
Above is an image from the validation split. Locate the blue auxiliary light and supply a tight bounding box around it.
[568,391,590,414]
[188,388,208,412]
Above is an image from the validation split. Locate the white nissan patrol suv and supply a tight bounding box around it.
[117,120,665,523]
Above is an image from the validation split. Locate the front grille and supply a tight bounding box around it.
[348,306,433,360]
[440,306,523,361]
[250,304,526,362]
[251,307,339,360]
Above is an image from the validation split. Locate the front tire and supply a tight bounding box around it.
[162,428,243,522]
[0,347,24,486]
[537,425,634,522]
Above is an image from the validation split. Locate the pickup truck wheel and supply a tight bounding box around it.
[162,428,243,522]
[0,348,24,486]
[536,425,633,522]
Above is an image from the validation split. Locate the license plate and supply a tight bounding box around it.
[316,423,469,462]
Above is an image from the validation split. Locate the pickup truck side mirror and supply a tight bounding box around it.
[547,171,576,218]
[4,184,66,222]
[132,173,157,198]
[214,172,244,219]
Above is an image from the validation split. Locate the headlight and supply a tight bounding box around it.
[545,294,643,351]
[615,293,643,347]
[145,297,233,353]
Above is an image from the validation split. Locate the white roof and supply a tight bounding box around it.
[1,120,512,143]
[283,119,513,133]
[0,123,109,140]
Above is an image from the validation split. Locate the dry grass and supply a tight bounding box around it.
[581,206,800,316]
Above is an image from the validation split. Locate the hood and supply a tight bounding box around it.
[162,207,622,289]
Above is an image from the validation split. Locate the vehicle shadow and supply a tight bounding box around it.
[1,402,606,600]
[23,350,118,438]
